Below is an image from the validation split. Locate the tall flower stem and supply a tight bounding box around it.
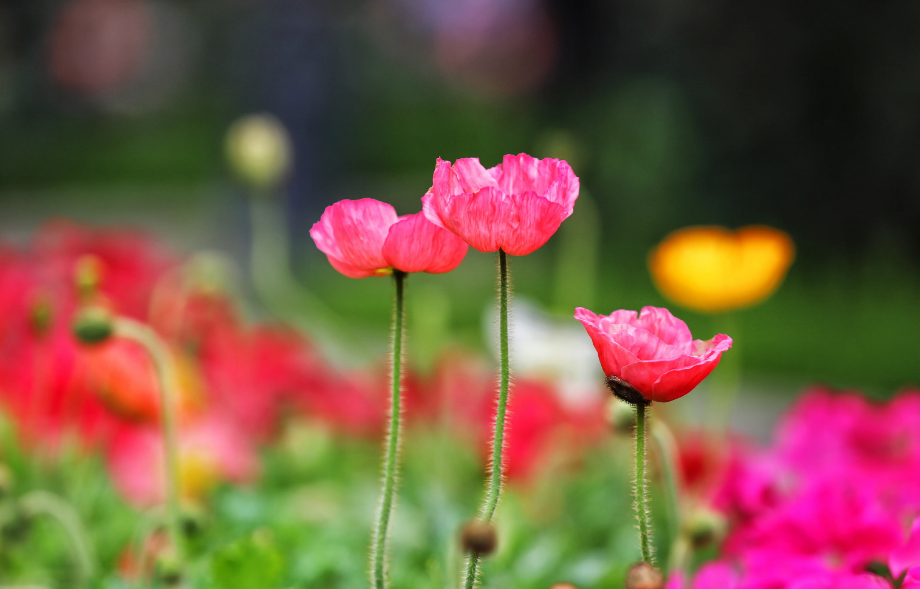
[635,402,654,563]
[463,249,512,589]
[114,318,184,568]
[20,490,95,585]
[371,270,406,589]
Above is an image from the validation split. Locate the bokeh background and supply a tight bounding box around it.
[2,0,920,403]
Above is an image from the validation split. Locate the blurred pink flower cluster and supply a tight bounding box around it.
[0,220,601,505]
[671,388,920,589]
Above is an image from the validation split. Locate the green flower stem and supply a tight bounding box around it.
[651,420,681,571]
[19,490,95,584]
[463,249,512,589]
[371,270,406,589]
[635,402,653,563]
[114,318,184,567]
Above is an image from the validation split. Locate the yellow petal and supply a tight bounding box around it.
[649,225,795,313]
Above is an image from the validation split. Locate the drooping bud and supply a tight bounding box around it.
[606,397,636,435]
[72,306,114,344]
[74,255,104,300]
[684,506,727,549]
[625,562,664,589]
[225,113,292,192]
[460,520,497,556]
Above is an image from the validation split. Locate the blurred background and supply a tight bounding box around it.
[2,0,920,400]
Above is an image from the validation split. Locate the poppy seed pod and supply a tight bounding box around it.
[72,306,114,344]
[460,520,497,556]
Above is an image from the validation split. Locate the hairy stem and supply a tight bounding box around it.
[635,402,653,563]
[371,271,406,589]
[463,249,512,589]
[114,318,184,567]
[20,490,95,584]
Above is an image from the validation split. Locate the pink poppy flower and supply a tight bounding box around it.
[421,154,579,256]
[310,198,468,278]
[903,568,920,589]
[574,306,732,403]
[890,518,920,579]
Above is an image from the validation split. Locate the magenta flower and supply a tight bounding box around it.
[903,568,920,589]
[890,518,920,579]
[421,154,579,255]
[574,306,732,403]
[310,198,468,278]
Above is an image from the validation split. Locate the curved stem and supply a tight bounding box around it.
[651,420,680,571]
[371,271,406,589]
[463,249,512,589]
[19,490,95,584]
[635,403,653,563]
[114,318,184,568]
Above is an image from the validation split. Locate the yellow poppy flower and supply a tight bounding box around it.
[649,226,795,313]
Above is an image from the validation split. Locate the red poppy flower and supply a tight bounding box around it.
[574,306,731,403]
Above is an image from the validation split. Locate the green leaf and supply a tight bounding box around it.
[208,531,285,589]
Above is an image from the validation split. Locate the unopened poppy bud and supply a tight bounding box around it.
[625,562,664,589]
[72,306,114,344]
[74,255,104,300]
[606,397,635,434]
[684,507,727,549]
[460,520,497,556]
[225,113,292,192]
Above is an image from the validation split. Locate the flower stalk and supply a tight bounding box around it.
[114,318,184,569]
[19,490,96,585]
[463,249,512,589]
[371,270,406,589]
[635,402,653,563]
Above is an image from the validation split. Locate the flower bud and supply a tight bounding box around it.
[684,506,727,549]
[460,520,497,556]
[225,114,292,192]
[550,584,579,589]
[625,562,664,589]
[72,306,114,344]
[606,397,635,435]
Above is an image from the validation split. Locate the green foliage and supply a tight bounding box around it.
[207,532,284,589]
